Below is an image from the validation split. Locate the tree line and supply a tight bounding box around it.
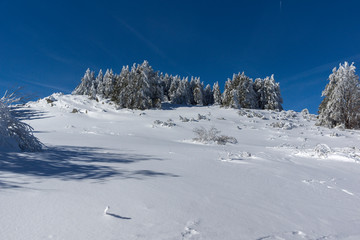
[72,60,283,111]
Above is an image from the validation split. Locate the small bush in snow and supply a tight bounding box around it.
[193,127,237,145]
[238,109,267,120]
[179,115,190,122]
[314,144,331,158]
[153,119,176,127]
[270,121,295,130]
[301,108,309,117]
[197,113,208,120]
[0,91,43,151]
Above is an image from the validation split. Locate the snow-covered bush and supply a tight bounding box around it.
[238,109,267,119]
[0,91,43,151]
[153,119,176,127]
[301,108,309,117]
[193,127,237,145]
[197,113,208,121]
[314,144,331,158]
[270,121,295,130]
[179,115,190,122]
[219,151,252,162]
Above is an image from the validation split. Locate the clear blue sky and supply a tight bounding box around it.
[1,0,360,113]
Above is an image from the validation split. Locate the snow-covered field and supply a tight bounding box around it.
[1,93,360,240]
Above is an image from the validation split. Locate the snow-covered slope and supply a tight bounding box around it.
[1,93,360,240]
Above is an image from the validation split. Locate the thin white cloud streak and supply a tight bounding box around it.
[114,17,167,59]
[113,17,193,76]
[3,72,72,93]
[281,54,360,90]
[21,79,71,93]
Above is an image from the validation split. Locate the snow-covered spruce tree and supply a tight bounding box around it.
[213,82,222,105]
[168,76,181,104]
[94,69,104,96]
[0,91,43,151]
[72,68,96,97]
[254,75,283,110]
[203,84,214,106]
[221,72,257,109]
[100,69,116,99]
[112,65,130,107]
[234,72,258,109]
[160,73,173,102]
[123,61,163,110]
[191,77,204,105]
[318,62,360,129]
[221,79,233,107]
[176,77,192,105]
[253,78,264,108]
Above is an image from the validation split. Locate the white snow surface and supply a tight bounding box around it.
[1,93,360,240]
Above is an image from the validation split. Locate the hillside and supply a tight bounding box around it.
[1,93,360,240]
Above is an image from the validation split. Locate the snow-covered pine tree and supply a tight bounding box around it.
[160,73,173,102]
[213,82,222,105]
[262,75,283,110]
[192,77,204,105]
[124,61,162,110]
[253,78,265,109]
[72,68,96,96]
[203,84,214,106]
[112,65,130,107]
[169,76,181,104]
[318,62,360,129]
[254,75,282,110]
[234,72,258,109]
[221,79,233,107]
[102,69,116,99]
[94,69,104,96]
[221,72,257,109]
[177,77,192,105]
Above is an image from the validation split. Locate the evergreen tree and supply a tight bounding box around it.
[221,73,257,109]
[222,79,233,107]
[253,75,282,110]
[318,62,360,129]
[160,73,173,102]
[169,76,181,104]
[253,78,265,109]
[95,69,104,96]
[203,84,214,106]
[235,73,258,109]
[192,77,204,105]
[262,75,283,110]
[213,82,222,105]
[102,69,115,99]
[72,68,95,96]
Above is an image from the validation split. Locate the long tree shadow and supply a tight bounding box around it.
[10,106,52,121]
[0,146,178,189]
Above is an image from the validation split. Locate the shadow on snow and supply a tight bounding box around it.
[0,145,178,189]
[11,106,52,121]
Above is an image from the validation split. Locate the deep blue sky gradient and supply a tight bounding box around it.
[1,0,360,113]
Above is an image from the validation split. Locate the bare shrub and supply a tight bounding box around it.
[193,127,237,145]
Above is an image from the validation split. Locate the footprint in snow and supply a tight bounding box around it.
[302,179,355,197]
